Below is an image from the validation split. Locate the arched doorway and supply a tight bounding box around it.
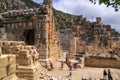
[24,29,35,45]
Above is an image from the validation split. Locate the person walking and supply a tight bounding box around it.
[69,63,73,77]
[108,69,113,80]
[73,63,77,70]
[103,69,107,80]
[49,61,54,70]
[61,60,64,70]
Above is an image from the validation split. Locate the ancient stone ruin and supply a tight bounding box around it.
[0,0,62,64]
[0,0,62,80]
[69,16,120,68]
[0,41,48,80]
[0,0,120,80]
[69,17,120,58]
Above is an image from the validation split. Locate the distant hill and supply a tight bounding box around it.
[0,0,40,12]
[53,9,75,29]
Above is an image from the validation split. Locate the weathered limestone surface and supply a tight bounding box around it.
[0,54,18,80]
[0,41,49,80]
[69,37,77,59]
[15,45,48,80]
[85,55,120,69]
[16,62,48,80]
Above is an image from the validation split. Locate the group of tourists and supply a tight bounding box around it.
[103,69,113,80]
[60,60,77,77]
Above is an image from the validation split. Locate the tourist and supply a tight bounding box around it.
[69,63,73,77]
[66,52,69,63]
[69,63,73,71]
[103,69,107,80]
[108,69,113,80]
[61,60,64,70]
[67,60,71,68]
[49,61,54,70]
[73,63,77,70]
[69,70,72,77]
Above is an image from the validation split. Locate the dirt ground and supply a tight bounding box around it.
[48,62,120,80]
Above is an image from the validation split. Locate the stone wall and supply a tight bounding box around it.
[0,19,46,45]
[85,56,120,69]
[0,41,48,80]
[0,55,18,80]
[59,29,72,50]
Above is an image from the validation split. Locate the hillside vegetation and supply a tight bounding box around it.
[53,9,76,29]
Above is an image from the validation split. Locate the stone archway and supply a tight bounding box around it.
[24,29,35,45]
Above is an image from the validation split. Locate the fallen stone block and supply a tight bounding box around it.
[0,68,7,79]
[0,55,9,67]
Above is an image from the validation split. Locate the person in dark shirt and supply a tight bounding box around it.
[103,69,107,80]
[74,63,77,70]
[108,69,113,80]
[49,61,54,70]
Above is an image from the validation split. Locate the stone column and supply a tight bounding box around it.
[69,37,77,59]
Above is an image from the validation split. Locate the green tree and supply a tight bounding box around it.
[90,0,120,11]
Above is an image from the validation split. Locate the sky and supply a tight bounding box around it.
[34,0,120,32]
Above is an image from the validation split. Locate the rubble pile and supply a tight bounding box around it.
[0,41,48,80]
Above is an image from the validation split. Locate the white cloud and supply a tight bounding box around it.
[53,0,120,32]
[34,0,43,3]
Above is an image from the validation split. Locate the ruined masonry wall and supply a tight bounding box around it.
[85,57,120,69]
[0,41,48,80]
[0,55,18,80]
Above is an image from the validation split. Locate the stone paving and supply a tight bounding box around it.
[47,62,120,80]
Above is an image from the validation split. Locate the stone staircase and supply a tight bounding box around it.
[16,63,48,80]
